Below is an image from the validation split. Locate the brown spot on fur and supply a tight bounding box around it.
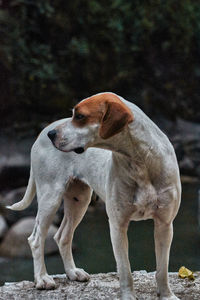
[73,197,79,202]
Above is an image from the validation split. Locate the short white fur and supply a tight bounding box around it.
[7,93,181,300]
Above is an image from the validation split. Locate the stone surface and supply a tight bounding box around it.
[0,271,199,299]
[0,217,58,257]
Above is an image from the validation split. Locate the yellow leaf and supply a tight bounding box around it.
[178,266,195,280]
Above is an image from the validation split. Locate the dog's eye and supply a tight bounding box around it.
[74,114,85,120]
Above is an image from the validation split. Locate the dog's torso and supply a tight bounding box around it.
[32,98,181,223]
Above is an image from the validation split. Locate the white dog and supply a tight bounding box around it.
[8,92,181,300]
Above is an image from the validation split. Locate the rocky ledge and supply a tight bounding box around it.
[0,271,199,300]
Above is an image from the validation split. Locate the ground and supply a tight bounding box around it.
[0,271,199,300]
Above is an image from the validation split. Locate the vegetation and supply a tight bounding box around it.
[1,0,200,125]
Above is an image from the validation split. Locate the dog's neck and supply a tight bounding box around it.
[92,122,158,188]
[93,124,153,163]
[91,127,131,156]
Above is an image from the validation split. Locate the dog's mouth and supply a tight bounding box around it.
[73,147,85,154]
[51,139,85,154]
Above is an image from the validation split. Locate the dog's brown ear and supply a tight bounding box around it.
[99,101,133,139]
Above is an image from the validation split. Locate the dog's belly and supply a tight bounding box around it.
[130,184,158,221]
[130,205,155,221]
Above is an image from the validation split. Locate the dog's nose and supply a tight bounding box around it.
[47,129,57,142]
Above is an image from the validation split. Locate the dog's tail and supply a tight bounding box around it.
[7,167,36,211]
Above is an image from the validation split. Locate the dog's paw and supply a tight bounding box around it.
[35,274,56,290]
[66,268,90,282]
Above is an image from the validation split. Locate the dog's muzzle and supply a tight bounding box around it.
[48,130,84,154]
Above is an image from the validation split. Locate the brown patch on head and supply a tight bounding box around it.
[72,92,134,139]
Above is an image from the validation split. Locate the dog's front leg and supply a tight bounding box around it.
[154,220,180,300]
[107,204,136,300]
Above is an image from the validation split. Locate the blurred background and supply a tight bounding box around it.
[0,0,200,286]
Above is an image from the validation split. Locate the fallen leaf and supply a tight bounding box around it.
[178,266,195,280]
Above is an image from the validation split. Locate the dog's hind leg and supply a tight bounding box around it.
[54,177,92,282]
[28,188,63,290]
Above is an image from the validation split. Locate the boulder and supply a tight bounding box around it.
[1,187,38,225]
[0,271,199,299]
[0,217,58,257]
[0,215,8,239]
[168,119,200,178]
[0,132,33,192]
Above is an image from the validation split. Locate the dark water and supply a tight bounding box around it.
[0,183,199,286]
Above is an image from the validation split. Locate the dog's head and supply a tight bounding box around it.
[48,92,134,154]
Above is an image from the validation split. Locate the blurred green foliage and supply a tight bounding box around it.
[0,0,200,125]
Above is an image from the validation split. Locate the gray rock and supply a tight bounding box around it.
[0,271,200,299]
[0,217,58,257]
[176,118,200,136]
[179,157,195,176]
[0,133,33,192]
[1,187,28,208]
[1,187,38,225]
[0,215,8,239]
[168,118,200,178]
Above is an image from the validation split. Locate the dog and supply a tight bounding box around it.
[8,92,181,300]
